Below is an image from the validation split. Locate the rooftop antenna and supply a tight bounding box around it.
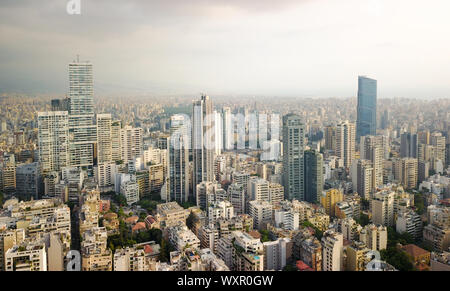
[76,54,80,63]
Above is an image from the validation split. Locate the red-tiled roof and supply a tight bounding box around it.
[144,244,153,254]
[125,216,139,224]
[145,215,156,224]
[402,244,430,258]
[296,260,313,271]
[132,222,146,232]
[248,231,261,239]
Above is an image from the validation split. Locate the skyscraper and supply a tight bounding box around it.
[356,76,377,139]
[282,114,305,201]
[111,120,122,162]
[400,132,418,158]
[214,110,223,155]
[304,150,324,203]
[353,159,373,199]
[360,135,383,188]
[68,60,97,168]
[324,125,336,153]
[38,111,69,174]
[393,158,418,190]
[15,162,40,200]
[192,95,215,198]
[321,189,344,217]
[120,126,143,163]
[336,120,356,169]
[380,109,389,130]
[222,107,233,151]
[169,114,190,203]
[431,132,446,166]
[96,114,113,164]
[247,177,270,202]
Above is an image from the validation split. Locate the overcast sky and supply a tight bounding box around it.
[1,0,450,98]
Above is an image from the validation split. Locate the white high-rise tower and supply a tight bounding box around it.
[68,60,97,168]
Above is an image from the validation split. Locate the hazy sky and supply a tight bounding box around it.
[1,0,450,98]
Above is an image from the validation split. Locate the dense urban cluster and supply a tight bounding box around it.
[0,61,449,272]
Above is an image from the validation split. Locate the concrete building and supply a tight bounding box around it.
[321,189,343,217]
[95,162,118,188]
[372,190,395,227]
[249,200,273,230]
[208,201,234,224]
[0,229,25,271]
[81,227,112,271]
[336,120,356,169]
[228,183,246,215]
[393,158,418,190]
[156,202,190,229]
[15,162,40,200]
[196,181,223,211]
[321,230,344,271]
[120,180,139,205]
[396,209,423,241]
[121,126,143,163]
[359,224,387,251]
[268,183,284,206]
[274,207,300,231]
[5,242,47,271]
[248,177,270,202]
[423,224,450,252]
[360,135,384,189]
[96,113,113,164]
[353,159,374,199]
[346,241,370,271]
[263,238,290,271]
[167,224,200,251]
[37,111,69,174]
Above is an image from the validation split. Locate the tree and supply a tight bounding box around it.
[282,264,298,271]
[186,212,196,230]
[110,203,117,213]
[112,193,128,207]
[138,198,159,213]
[139,212,147,222]
[355,213,370,227]
[386,227,414,248]
[414,193,425,215]
[259,229,271,242]
[159,239,175,262]
[181,201,196,209]
[118,207,125,218]
[361,198,370,210]
[380,247,414,271]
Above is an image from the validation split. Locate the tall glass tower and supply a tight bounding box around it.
[356,76,377,140]
[282,114,305,201]
[304,149,323,203]
[192,95,215,199]
[68,60,97,168]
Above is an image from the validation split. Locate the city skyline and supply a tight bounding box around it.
[1,0,449,277]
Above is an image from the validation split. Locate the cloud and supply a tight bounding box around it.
[0,0,450,98]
